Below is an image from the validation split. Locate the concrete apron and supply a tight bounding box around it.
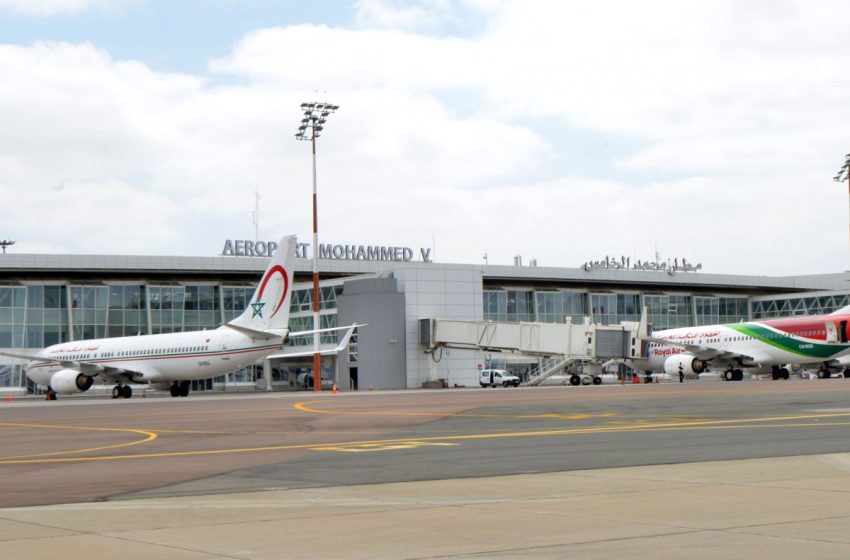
[3,454,850,559]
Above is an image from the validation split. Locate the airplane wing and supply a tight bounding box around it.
[0,350,107,374]
[288,322,364,338]
[104,361,165,383]
[0,350,52,362]
[267,323,360,359]
[643,336,727,360]
[0,350,164,383]
[642,336,772,367]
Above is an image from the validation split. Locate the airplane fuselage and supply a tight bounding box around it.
[25,326,285,389]
[629,314,850,374]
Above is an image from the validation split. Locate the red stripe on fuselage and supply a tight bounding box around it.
[761,314,850,341]
[25,345,281,372]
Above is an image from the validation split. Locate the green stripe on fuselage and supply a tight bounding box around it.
[728,323,849,359]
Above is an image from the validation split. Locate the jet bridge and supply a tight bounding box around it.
[419,317,647,385]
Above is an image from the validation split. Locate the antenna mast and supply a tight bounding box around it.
[252,188,260,242]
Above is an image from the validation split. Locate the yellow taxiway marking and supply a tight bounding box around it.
[0,422,157,461]
[293,399,619,421]
[6,411,850,464]
[310,441,458,453]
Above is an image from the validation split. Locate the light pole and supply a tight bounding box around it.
[296,101,338,392]
[833,153,850,265]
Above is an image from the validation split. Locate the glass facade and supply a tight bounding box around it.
[107,284,146,337]
[643,294,694,329]
[287,283,344,346]
[70,286,109,339]
[3,256,849,394]
[752,294,850,319]
[484,289,750,330]
[483,290,535,322]
[590,293,640,325]
[0,286,26,348]
[694,296,749,325]
[0,279,347,390]
[26,285,69,347]
[149,286,185,334]
[535,291,585,324]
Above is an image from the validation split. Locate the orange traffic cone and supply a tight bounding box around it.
[332,383,337,395]
[631,374,640,384]
[620,376,625,385]
[6,393,12,403]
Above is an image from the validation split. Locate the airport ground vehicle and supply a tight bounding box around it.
[479,369,521,387]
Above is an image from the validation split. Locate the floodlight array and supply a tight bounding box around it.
[295,102,339,141]
[833,153,850,182]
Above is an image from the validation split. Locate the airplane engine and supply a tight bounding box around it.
[663,355,707,376]
[50,369,94,394]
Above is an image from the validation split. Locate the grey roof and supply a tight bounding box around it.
[0,253,848,295]
[479,263,850,293]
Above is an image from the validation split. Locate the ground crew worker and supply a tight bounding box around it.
[678,363,684,383]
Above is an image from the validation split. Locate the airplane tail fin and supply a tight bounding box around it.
[637,306,650,340]
[229,235,296,332]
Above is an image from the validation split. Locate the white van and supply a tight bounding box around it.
[479,369,521,388]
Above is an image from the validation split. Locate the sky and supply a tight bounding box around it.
[1,0,849,276]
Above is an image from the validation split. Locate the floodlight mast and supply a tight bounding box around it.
[296,101,338,392]
[833,153,850,266]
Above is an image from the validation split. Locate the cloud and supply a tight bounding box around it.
[353,0,456,31]
[2,2,849,275]
[0,0,124,16]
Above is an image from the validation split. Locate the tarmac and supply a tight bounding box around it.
[4,452,850,559]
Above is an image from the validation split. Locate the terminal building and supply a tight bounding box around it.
[1,238,849,393]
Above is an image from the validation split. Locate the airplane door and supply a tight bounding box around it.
[826,322,838,343]
[219,333,231,361]
[841,321,849,344]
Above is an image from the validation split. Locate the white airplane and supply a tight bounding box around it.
[629,306,850,382]
[1,235,357,399]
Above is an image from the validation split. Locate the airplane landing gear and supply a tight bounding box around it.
[112,384,132,398]
[724,369,744,381]
[170,381,190,397]
[771,366,790,380]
